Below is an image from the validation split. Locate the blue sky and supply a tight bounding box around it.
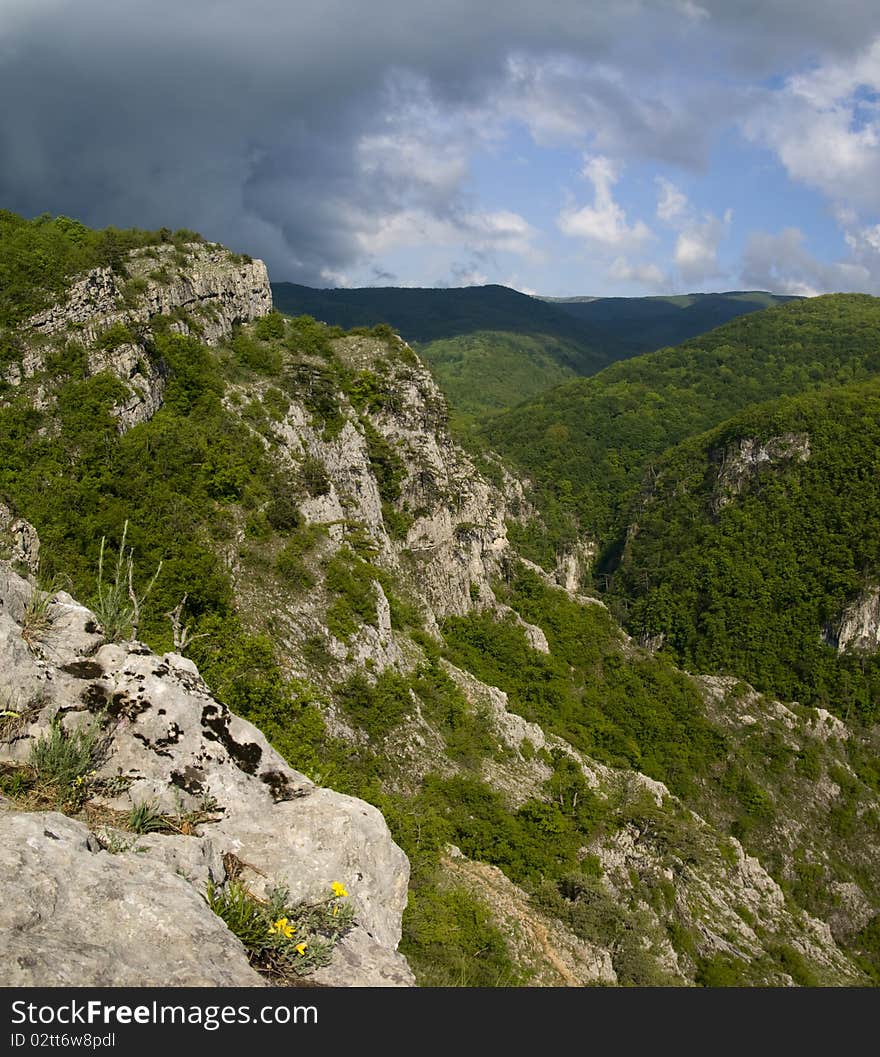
[3,1,880,296]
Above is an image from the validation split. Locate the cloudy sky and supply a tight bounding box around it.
[3,1,880,296]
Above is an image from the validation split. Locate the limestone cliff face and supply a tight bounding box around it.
[230,332,532,688]
[712,432,811,511]
[0,561,412,987]
[2,242,271,431]
[823,583,880,654]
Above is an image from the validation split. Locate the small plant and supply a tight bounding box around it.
[94,828,139,855]
[28,720,101,803]
[94,520,162,641]
[127,800,169,834]
[21,581,56,650]
[205,879,354,981]
[0,764,34,799]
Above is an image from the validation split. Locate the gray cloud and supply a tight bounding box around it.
[2,1,880,283]
[741,227,878,296]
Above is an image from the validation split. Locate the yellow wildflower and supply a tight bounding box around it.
[331,881,348,898]
[269,917,295,939]
[295,942,308,956]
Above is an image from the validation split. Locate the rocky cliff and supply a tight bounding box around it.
[0,558,412,987]
[2,241,271,431]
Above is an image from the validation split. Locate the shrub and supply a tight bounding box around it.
[254,312,286,341]
[300,455,330,497]
[265,491,301,532]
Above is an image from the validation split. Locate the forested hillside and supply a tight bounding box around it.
[610,379,880,721]
[484,294,880,554]
[542,290,797,353]
[272,282,794,423]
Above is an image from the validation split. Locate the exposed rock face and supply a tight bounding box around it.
[0,808,264,987]
[3,242,271,432]
[713,432,811,511]
[24,243,271,351]
[0,503,40,575]
[554,538,597,592]
[237,335,548,691]
[0,562,413,987]
[822,583,880,654]
[441,846,617,986]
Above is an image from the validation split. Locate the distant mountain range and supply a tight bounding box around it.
[271,282,798,420]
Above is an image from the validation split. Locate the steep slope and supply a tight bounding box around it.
[484,294,880,561]
[610,378,880,718]
[1,218,877,987]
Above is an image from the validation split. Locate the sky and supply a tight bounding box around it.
[3,1,880,296]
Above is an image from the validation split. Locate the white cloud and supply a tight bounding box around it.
[609,257,668,289]
[355,205,538,261]
[673,0,709,19]
[674,208,731,283]
[741,227,874,295]
[656,177,688,223]
[557,154,654,249]
[357,131,469,203]
[449,268,489,287]
[744,38,880,212]
[654,178,732,283]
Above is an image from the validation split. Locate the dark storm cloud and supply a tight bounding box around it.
[2,0,879,282]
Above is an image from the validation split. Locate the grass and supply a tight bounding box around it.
[20,582,56,650]
[28,720,101,790]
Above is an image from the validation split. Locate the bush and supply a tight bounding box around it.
[254,312,286,341]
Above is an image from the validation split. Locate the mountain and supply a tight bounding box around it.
[483,294,880,559]
[271,281,597,347]
[0,211,877,987]
[541,290,798,355]
[271,282,795,422]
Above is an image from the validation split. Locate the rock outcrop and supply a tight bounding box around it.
[712,432,811,511]
[0,809,264,987]
[2,242,271,432]
[0,560,413,987]
[822,583,880,654]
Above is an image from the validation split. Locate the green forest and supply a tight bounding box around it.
[484,294,880,549]
[611,379,880,723]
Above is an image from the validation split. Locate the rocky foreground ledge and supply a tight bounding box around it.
[0,560,413,987]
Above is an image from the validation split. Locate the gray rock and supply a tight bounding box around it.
[0,809,264,987]
[4,243,272,435]
[0,563,413,986]
[0,506,40,575]
[822,583,880,654]
[713,432,811,511]
[309,926,415,987]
